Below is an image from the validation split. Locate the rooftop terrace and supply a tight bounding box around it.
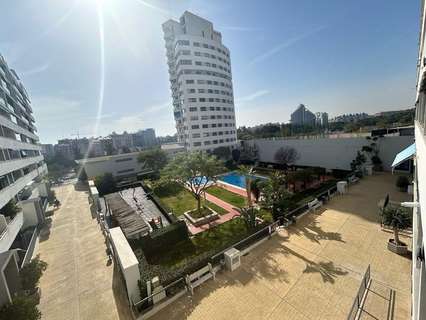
[150,173,412,320]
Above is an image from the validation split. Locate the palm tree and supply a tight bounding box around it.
[235,206,257,229]
[382,206,411,246]
[238,165,254,206]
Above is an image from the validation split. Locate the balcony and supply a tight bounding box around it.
[0,155,44,177]
[0,167,45,209]
[0,211,23,253]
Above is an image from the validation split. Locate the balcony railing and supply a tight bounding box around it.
[0,211,23,253]
[0,167,45,209]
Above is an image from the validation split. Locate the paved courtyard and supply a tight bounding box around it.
[37,183,132,320]
[151,173,412,320]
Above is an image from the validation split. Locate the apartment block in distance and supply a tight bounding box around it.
[162,11,237,152]
[0,53,49,307]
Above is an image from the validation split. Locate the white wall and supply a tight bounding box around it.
[80,153,145,179]
[109,227,140,303]
[245,135,413,171]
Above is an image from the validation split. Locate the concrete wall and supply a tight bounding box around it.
[109,227,140,304]
[79,153,146,180]
[244,135,413,171]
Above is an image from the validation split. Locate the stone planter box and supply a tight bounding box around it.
[387,239,408,255]
[184,209,219,227]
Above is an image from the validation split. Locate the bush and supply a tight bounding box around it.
[0,200,20,218]
[94,173,116,196]
[20,255,48,293]
[396,176,410,192]
[0,295,41,320]
[132,221,189,259]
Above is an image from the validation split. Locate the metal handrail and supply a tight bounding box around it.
[347,265,371,320]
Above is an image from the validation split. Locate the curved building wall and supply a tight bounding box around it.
[163,11,237,152]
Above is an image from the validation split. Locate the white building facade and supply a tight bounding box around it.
[411,2,426,318]
[162,11,237,152]
[0,54,47,210]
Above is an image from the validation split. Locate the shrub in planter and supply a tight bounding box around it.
[0,295,41,320]
[382,206,411,255]
[396,176,410,192]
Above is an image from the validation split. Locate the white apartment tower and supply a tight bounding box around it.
[162,11,237,152]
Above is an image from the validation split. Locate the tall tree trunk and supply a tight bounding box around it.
[196,194,201,213]
[394,228,400,245]
[246,177,252,206]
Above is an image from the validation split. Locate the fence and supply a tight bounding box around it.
[210,221,280,266]
[347,265,371,320]
[133,277,187,316]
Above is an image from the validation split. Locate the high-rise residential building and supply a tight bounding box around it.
[41,143,54,158]
[315,112,329,127]
[408,2,426,318]
[110,131,134,152]
[290,104,316,126]
[0,53,49,307]
[0,53,47,209]
[132,128,157,149]
[162,11,237,152]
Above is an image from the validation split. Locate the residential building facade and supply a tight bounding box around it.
[132,128,157,149]
[411,2,426,318]
[0,53,49,307]
[162,11,237,152]
[290,104,316,126]
[110,131,134,152]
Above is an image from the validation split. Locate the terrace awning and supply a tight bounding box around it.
[391,143,416,168]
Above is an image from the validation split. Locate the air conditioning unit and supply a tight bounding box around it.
[224,248,241,271]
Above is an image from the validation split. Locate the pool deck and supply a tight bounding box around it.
[150,173,412,320]
[216,180,248,198]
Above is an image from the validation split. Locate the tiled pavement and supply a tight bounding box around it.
[151,173,412,320]
[37,183,132,320]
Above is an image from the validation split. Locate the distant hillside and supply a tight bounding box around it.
[237,108,415,140]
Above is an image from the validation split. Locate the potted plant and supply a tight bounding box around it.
[396,176,410,192]
[382,206,411,255]
[371,155,383,171]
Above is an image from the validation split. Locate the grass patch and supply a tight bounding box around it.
[205,200,228,215]
[154,182,229,216]
[206,186,246,208]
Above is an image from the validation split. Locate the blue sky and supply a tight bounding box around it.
[0,0,420,144]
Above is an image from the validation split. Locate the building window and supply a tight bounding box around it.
[193,142,201,147]
[192,133,201,138]
[191,125,199,129]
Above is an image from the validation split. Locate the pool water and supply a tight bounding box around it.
[218,172,267,189]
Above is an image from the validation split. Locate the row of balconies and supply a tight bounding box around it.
[0,164,47,210]
[0,155,44,177]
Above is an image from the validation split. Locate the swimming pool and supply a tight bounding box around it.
[218,172,267,189]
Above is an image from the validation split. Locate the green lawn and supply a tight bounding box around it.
[154,182,228,216]
[206,186,246,208]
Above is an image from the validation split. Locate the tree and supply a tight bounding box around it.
[235,206,258,229]
[162,152,225,213]
[20,255,48,293]
[274,147,299,169]
[0,296,41,320]
[231,148,241,163]
[77,167,87,181]
[94,173,116,196]
[138,148,168,173]
[250,179,261,203]
[260,172,292,220]
[238,165,254,206]
[382,206,411,245]
[0,199,20,218]
[212,146,231,159]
